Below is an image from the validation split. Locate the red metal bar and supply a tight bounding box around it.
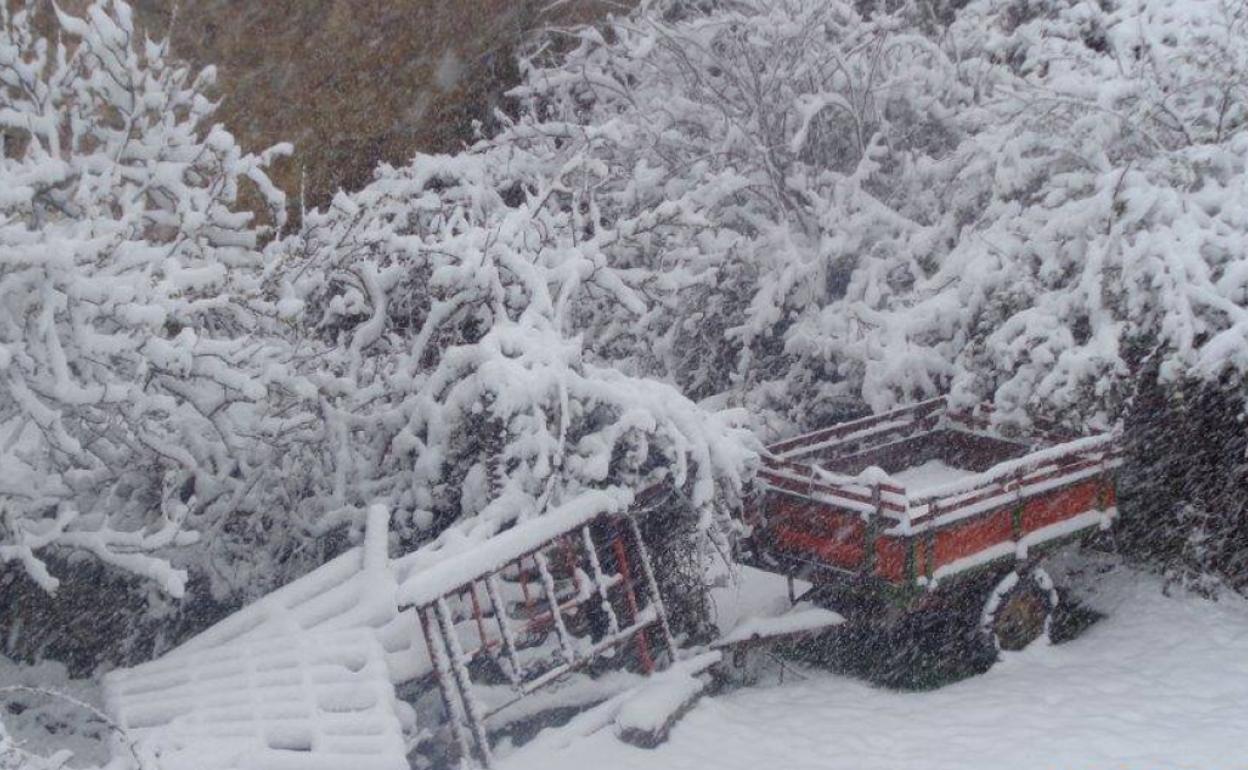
[612,534,653,674]
[467,583,489,656]
[517,557,534,615]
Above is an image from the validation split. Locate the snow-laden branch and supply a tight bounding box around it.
[0,0,300,595]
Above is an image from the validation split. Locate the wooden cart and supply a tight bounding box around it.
[743,397,1121,686]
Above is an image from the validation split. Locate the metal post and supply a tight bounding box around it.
[625,516,677,666]
[467,584,489,656]
[418,606,470,765]
[435,598,493,767]
[484,575,522,686]
[582,525,621,636]
[612,534,654,674]
[534,551,576,663]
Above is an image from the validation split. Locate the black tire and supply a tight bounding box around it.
[981,567,1059,652]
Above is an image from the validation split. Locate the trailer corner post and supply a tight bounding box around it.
[863,481,883,577]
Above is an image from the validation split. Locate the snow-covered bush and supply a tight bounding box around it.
[0,0,296,597]
[850,0,1248,426]
[1119,370,1248,596]
[504,0,1248,434]
[503,0,974,432]
[273,144,757,560]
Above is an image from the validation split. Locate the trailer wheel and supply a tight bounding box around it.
[981,567,1059,652]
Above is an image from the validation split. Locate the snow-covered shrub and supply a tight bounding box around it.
[852,0,1248,427]
[504,0,975,432]
[273,144,757,561]
[0,0,296,597]
[505,0,1248,435]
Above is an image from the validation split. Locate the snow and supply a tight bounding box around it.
[706,565,810,635]
[0,657,110,769]
[888,460,980,494]
[102,627,409,770]
[512,652,722,757]
[713,607,844,648]
[5,0,1248,766]
[612,669,705,738]
[499,559,1248,770]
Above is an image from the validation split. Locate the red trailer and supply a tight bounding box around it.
[743,397,1121,686]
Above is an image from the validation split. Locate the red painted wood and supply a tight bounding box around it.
[766,496,866,571]
[752,399,1119,589]
[1102,477,1118,508]
[932,508,1014,570]
[1021,480,1098,533]
[873,536,907,583]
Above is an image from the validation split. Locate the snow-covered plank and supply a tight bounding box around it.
[767,397,947,458]
[713,607,845,648]
[157,507,430,686]
[609,652,721,749]
[102,627,409,770]
[613,672,705,749]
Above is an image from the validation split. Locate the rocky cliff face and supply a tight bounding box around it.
[128,0,624,212]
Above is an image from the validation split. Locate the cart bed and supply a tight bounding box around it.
[748,398,1120,588]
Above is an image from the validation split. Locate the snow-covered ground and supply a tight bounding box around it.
[5,556,1248,769]
[0,658,111,768]
[501,557,1248,770]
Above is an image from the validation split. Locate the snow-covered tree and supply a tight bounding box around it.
[503,0,1248,590]
[494,0,980,433]
[273,142,757,560]
[844,0,1248,426]
[0,0,295,596]
[510,0,1248,436]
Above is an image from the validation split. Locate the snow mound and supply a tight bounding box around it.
[613,670,706,746]
[887,460,980,494]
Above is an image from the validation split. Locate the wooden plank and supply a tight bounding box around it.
[767,397,946,456]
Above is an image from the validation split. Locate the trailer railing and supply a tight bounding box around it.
[756,401,1122,566]
[396,501,674,767]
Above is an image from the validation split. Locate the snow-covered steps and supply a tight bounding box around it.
[102,627,411,770]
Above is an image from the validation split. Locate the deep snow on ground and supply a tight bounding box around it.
[501,555,1248,770]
